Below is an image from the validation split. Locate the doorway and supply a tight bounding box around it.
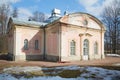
[83,39,89,60]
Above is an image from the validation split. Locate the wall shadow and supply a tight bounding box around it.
[21,29,43,61]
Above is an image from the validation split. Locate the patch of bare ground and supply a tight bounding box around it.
[0,56,120,72]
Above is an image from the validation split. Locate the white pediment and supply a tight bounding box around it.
[61,13,102,30]
[68,14,84,26]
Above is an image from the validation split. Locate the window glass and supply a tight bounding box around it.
[24,39,28,50]
[70,40,76,55]
[35,40,39,50]
[83,39,89,55]
[94,42,98,54]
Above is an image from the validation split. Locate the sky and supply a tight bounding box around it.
[0,0,114,20]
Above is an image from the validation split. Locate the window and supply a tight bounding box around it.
[35,40,39,50]
[83,39,89,55]
[94,42,98,54]
[24,39,28,50]
[70,40,76,55]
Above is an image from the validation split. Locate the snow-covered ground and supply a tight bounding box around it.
[0,66,120,80]
[106,54,120,57]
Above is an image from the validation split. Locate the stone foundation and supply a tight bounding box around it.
[46,55,59,61]
[26,55,43,61]
[14,54,43,61]
[61,56,81,61]
[14,55,26,61]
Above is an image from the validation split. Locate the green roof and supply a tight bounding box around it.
[12,18,47,27]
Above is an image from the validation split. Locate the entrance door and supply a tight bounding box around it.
[83,39,89,60]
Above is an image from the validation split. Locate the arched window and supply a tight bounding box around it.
[83,39,89,55]
[35,40,39,50]
[24,39,28,50]
[70,40,76,55]
[94,42,98,54]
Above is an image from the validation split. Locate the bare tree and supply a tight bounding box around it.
[29,11,45,22]
[101,0,120,54]
[12,7,18,18]
[0,3,10,53]
[0,3,10,35]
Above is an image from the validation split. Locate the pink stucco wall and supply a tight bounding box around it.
[60,24,104,61]
[60,14,105,61]
[8,13,105,61]
[15,26,43,55]
[46,23,60,58]
[47,33,58,54]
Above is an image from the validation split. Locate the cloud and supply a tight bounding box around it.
[9,0,21,3]
[102,0,114,8]
[18,7,33,20]
[78,0,114,17]
[29,5,39,12]
[0,0,20,4]
[79,0,98,7]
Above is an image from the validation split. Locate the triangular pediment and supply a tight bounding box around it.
[60,13,106,30]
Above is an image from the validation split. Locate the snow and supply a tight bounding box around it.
[54,65,81,70]
[106,54,120,57]
[1,66,120,80]
[21,76,77,80]
[113,63,120,66]
[0,74,17,80]
[3,66,42,73]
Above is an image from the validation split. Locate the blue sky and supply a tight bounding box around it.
[0,0,114,20]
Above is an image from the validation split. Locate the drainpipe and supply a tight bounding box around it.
[59,22,61,62]
[101,28,103,59]
[13,27,16,61]
[43,26,46,60]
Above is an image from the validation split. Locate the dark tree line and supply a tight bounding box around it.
[101,0,120,54]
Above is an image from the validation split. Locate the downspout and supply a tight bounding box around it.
[13,27,16,61]
[43,26,46,60]
[101,28,103,59]
[59,22,62,62]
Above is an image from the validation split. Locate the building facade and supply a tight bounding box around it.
[7,9,106,61]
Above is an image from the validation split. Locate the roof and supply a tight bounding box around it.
[9,12,106,30]
[11,18,47,27]
[44,16,61,23]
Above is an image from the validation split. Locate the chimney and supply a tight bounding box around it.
[64,11,68,15]
[51,8,61,17]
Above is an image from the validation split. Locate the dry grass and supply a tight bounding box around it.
[58,70,81,78]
